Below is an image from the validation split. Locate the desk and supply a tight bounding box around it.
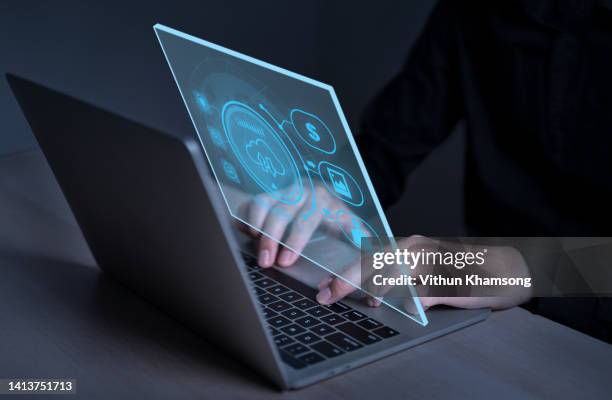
[0,150,610,399]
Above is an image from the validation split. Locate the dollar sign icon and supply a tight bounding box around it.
[305,122,321,142]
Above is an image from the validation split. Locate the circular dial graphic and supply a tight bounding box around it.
[222,101,304,205]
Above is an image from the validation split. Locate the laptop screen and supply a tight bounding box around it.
[154,24,427,326]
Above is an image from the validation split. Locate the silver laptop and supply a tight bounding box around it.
[8,45,488,389]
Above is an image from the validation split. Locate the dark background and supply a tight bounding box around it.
[0,0,465,236]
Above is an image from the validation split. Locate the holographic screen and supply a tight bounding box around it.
[154,24,427,325]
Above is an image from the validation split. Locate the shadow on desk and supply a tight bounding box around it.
[0,251,275,399]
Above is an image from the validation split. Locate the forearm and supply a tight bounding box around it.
[356,1,464,208]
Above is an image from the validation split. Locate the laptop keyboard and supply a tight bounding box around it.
[242,254,399,370]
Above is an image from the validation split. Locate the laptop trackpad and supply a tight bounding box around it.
[278,256,362,300]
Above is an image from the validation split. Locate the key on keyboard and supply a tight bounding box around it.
[306,306,332,318]
[326,333,363,352]
[320,314,346,326]
[292,298,318,310]
[262,308,277,319]
[358,318,382,330]
[342,310,367,321]
[281,308,306,320]
[295,332,320,345]
[295,316,319,328]
[267,285,290,295]
[310,323,335,336]
[281,324,306,336]
[278,292,302,302]
[258,293,278,305]
[254,278,276,288]
[283,343,309,355]
[274,334,295,347]
[298,352,325,365]
[268,300,292,312]
[268,316,291,328]
[337,322,381,345]
[311,341,344,358]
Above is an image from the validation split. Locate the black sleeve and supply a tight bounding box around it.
[357,0,464,208]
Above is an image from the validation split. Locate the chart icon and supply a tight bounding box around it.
[318,161,364,207]
[328,167,352,199]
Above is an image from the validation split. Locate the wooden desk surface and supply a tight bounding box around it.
[0,151,610,399]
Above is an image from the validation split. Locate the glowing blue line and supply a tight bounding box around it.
[237,119,265,136]
[154,24,334,92]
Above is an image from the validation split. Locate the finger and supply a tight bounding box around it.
[247,195,278,267]
[316,277,357,305]
[365,295,382,308]
[258,236,277,268]
[417,296,441,310]
[318,276,333,289]
[316,263,362,305]
[248,194,277,234]
[277,205,324,267]
[259,203,303,267]
[318,251,390,305]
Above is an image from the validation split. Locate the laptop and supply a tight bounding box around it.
[8,75,488,388]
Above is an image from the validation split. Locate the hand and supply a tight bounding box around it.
[315,235,434,306]
[316,235,533,311]
[240,184,348,268]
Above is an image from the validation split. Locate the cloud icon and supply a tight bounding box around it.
[245,138,286,178]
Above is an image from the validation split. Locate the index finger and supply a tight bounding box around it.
[315,261,363,305]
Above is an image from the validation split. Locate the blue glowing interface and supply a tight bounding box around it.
[154,24,426,325]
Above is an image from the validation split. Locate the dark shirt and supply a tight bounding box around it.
[357,0,612,341]
[359,0,612,236]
